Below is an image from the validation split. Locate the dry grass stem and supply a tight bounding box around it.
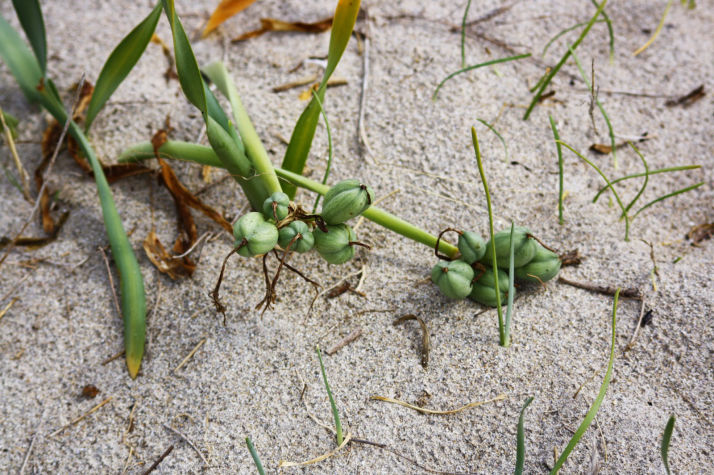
[278,432,353,467]
[49,396,113,437]
[326,327,363,355]
[371,393,506,415]
[174,338,207,374]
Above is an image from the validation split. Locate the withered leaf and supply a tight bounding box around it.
[686,223,714,245]
[203,0,258,37]
[143,230,196,280]
[233,17,333,42]
[665,85,705,108]
[589,143,612,154]
[81,384,100,399]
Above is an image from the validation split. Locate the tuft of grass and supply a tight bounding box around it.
[433,53,531,101]
[471,126,506,346]
[548,115,564,225]
[515,397,534,475]
[550,288,620,474]
[316,345,343,446]
[661,414,676,475]
[245,436,266,475]
[523,0,607,120]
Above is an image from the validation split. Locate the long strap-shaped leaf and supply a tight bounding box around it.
[280,0,361,198]
[11,0,46,75]
[85,2,162,131]
[0,11,146,379]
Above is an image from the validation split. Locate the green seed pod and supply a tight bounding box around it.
[469,268,509,307]
[262,191,290,221]
[479,226,536,268]
[233,212,279,257]
[515,245,561,283]
[430,260,474,300]
[313,224,357,264]
[278,220,314,253]
[458,231,486,264]
[320,179,375,225]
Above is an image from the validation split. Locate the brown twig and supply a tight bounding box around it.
[142,445,174,475]
[557,276,641,299]
[0,74,86,270]
[101,349,125,365]
[326,327,363,355]
[211,247,239,322]
[49,396,113,437]
[174,338,207,374]
[163,424,209,466]
[393,314,431,368]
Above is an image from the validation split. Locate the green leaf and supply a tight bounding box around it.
[0,14,44,102]
[11,0,46,74]
[0,110,19,139]
[515,397,534,475]
[161,0,206,113]
[661,415,676,475]
[85,2,161,131]
[280,0,361,199]
[550,289,619,473]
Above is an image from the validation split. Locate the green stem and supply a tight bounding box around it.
[118,141,459,258]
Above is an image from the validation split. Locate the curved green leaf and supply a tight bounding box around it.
[85,2,161,131]
[280,0,361,198]
[515,397,534,475]
[661,415,676,475]
[0,14,43,102]
[12,0,46,74]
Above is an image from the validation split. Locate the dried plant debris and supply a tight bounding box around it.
[233,17,333,42]
[203,0,258,37]
[665,85,705,107]
[393,314,430,368]
[686,223,713,245]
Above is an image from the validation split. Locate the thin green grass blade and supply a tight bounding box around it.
[476,118,508,162]
[472,127,505,345]
[548,115,565,224]
[0,14,44,101]
[280,0,361,199]
[592,165,700,203]
[461,0,473,68]
[542,20,605,58]
[515,397,534,475]
[503,222,515,346]
[661,415,676,475]
[623,142,649,216]
[310,92,333,213]
[316,345,343,446]
[0,110,19,139]
[550,288,619,474]
[632,182,704,220]
[161,0,206,113]
[202,62,281,194]
[557,140,630,240]
[245,437,266,475]
[11,0,46,74]
[568,46,617,168]
[590,0,615,62]
[433,53,531,100]
[524,0,607,120]
[117,140,462,257]
[85,2,161,131]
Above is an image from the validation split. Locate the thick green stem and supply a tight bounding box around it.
[119,140,459,258]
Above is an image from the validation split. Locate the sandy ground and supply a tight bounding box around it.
[1,0,712,473]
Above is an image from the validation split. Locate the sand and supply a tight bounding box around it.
[1,0,712,473]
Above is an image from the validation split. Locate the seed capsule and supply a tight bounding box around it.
[479,226,536,268]
[233,212,279,257]
[458,231,486,264]
[430,259,474,300]
[262,191,290,222]
[469,267,509,307]
[515,245,561,283]
[278,220,315,253]
[313,224,357,264]
[320,179,375,225]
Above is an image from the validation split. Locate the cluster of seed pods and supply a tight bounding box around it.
[431,227,562,307]
[232,179,375,264]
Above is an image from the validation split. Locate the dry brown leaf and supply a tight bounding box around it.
[687,223,714,245]
[203,0,258,37]
[589,143,613,155]
[143,230,196,280]
[665,85,705,108]
[233,16,333,41]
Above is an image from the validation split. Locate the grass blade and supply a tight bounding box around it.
[11,0,46,75]
[280,0,361,198]
[592,165,700,203]
[661,415,676,475]
[550,289,619,474]
[548,115,565,224]
[460,0,472,68]
[85,2,161,131]
[245,436,266,475]
[557,140,630,240]
[503,222,515,346]
[0,110,19,138]
[471,127,505,345]
[542,20,605,58]
[476,118,508,161]
[633,0,673,56]
[0,14,44,102]
[523,0,607,120]
[590,0,614,62]
[515,397,534,475]
[623,142,649,215]
[161,0,206,113]
[568,46,617,168]
[310,92,333,213]
[433,53,531,100]
[316,345,343,446]
[632,182,704,220]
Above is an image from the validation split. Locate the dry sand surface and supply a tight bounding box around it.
[1,1,712,473]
